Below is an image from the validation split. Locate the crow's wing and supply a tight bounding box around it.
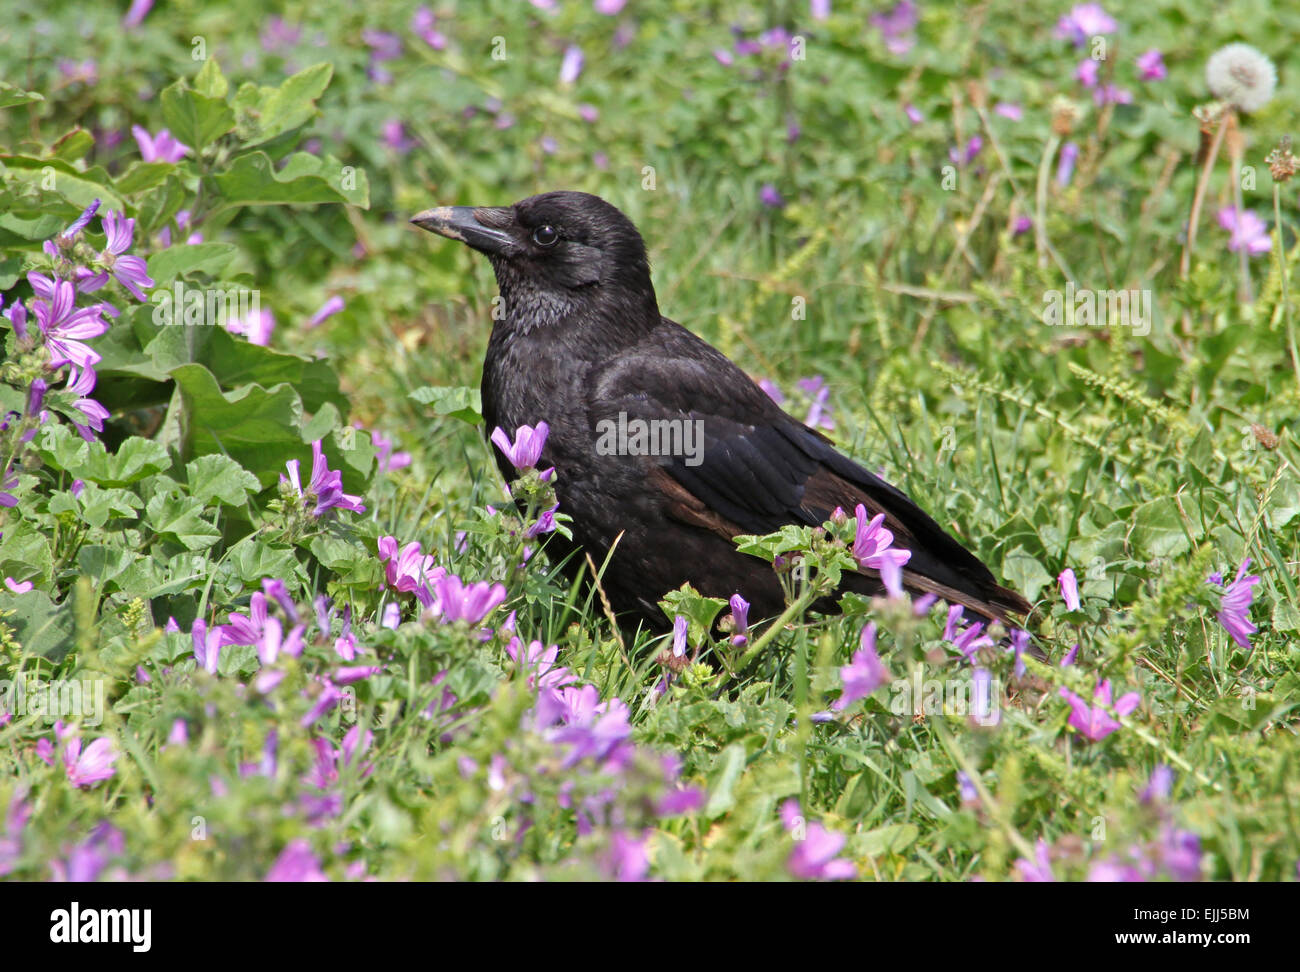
[587,317,1032,623]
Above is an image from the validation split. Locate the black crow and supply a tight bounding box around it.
[411,191,1031,635]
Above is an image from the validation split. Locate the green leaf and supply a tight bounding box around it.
[410,385,483,425]
[159,79,234,152]
[234,62,333,147]
[194,58,229,99]
[212,151,368,211]
[703,743,747,817]
[185,454,261,507]
[1129,497,1201,560]
[0,589,73,662]
[0,81,44,109]
[0,155,123,211]
[999,546,1054,602]
[145,489,221,550]
[114,161,177,195]
[81,437,172,487]
[0,520,53,586]
[53,483,143,528]
[146,243,239,286]
[170,362,304,487]
[50,129,94,162]
[659,583,727,646]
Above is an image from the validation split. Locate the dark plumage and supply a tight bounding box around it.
[411,191,1031,634]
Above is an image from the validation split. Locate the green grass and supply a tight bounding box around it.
[0,0,1297,881]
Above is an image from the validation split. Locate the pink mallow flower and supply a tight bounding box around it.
[63,736,119,787]
[1217,207,1272,256]
[1058,679,1140,742]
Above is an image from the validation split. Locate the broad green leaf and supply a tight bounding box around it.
[0,81,44,109]
[212,151,368,210]
[159,79,234,152]
[146,243,239,285]
[170,362,304,486]
[145,489,221,550]
[185,454,260,507]
[234,62,332,147]
[410,385,483,425]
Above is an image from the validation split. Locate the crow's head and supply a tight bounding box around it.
[411,190,658,333]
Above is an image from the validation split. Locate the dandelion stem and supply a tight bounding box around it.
[1275,184,1300,391]
[1179,112,1229,333]
[1035,133,1061,271]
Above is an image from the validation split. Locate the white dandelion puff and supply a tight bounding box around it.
[1206,43,1276,113]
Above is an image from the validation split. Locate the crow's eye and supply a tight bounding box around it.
[532,225,560,247]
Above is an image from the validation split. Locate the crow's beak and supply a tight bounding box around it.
[410,205,517,256]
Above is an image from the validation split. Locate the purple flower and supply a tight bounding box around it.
[507,637,574,690]
[783,800,857,880]
[524,504,559,538]
[1136,49,1167,81]
[371,430,412,473]
[671,615,688,658]
[599,829,649,881]
[833,623,889,710]
[1055,4,1117,46]
[1061,643,1079,666]
[362,29,402,62]
[61,199,101,240]
[282,440,366,517]
[594,0,627,13]
[490,421,549,470]
[971,667,1000,725]
[1059,567,1080,611]
[953,621,992,660]
[797,376,833,430]
[713,48,735,67]
[122,0,154,29]
[759,183,784,209]
[378,535,440,607]
[131,125,189,163]
[266,839,328,881]
[948,135,983,166]
[1212,559,1260,649]
[851,505,912,572]
[4,578,33,594]
[1140,764,1173,805]
[411,6,447,49]
[1057,141,1079,187]
[66,366,109,442]
[904,102,923,125]
[261,15,302,52]
[729,593,750,647]
[192,619,223,674]
[306,295,345,329]
[559,45,584,85]
[101,211,153,300]
[1159,827,1202,881]
[758,377,785,404]
[1075,58,1100,88]
[381,119,414,153]
[1015,838,1056,881]
[1059,679,1140,742]
[811,0,831,20]
[869,0,918,55]
[31,278,109,369]
[226,307,275,346]
[994,102,1023,120]
[1012,215,1033,235]
[1217,207,1272,257]
[434,574,507,625]
[1093,84,1133,106]
[63,736,118,787]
